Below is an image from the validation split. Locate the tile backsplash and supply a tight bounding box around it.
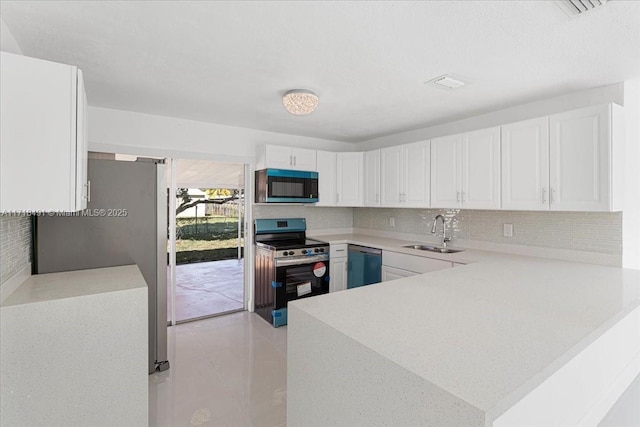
[252,205,353,231]
[0,215,32,285]
[354,208,622,255]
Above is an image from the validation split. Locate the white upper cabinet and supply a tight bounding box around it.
[431,134,463,208]
[549,103,623,211]
[462,127,501,209]
[402,141,430,207]
[381,141,430,208]
[258,145,317,171]
[363,150,381,206]
[380,146,403,207]
[0,52,88,212]
[336,152,364,206]
[502,117,550,211]
[431,128,500,209]
[316,150,337,206]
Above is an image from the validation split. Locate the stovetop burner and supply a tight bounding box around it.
[254,218,329,259]
[265,238,327,250]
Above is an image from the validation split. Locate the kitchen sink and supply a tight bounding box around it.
[402,245,464,254]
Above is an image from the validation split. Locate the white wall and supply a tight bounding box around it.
[88,106,354,163]
[0,17,22,54]
[0,17,30,294]
[357,83,625,150]
[623,80,640,270]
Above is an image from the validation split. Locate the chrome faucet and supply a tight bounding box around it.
[431,214,451,247]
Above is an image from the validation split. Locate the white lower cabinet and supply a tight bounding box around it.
[381,265,417,282]
[329,244,348,292]
[381,251,453,282]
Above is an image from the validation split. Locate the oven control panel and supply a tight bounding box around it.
[276,247,329,258]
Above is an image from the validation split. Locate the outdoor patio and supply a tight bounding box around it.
[171,258,244,322]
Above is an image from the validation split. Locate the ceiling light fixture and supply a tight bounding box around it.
[282,89,319,115]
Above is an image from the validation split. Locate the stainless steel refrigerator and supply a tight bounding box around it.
[34,158,169,374]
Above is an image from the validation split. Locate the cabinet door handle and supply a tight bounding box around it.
[376,193,379,202]
[542,187,546,204]
[289,155,293,166]
[461,191,465,202]
[336,193,340,203]
[456,191,460,203]
[86,180,91,203]
[293,155,297,166]
[550,188,555,204]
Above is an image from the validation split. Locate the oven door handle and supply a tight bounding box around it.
[276,255,329,267]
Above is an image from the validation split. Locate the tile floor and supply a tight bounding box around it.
[150,311,639,427]
[149,311,286,427]
[172,259,244,322]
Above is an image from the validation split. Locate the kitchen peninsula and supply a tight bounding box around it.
[287,235,640,426]
[0,265,148,426]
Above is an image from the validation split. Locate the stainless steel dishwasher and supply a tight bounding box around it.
[347,245,382,289]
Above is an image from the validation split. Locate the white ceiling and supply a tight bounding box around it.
[1,1,639,143]
[175,159,244,189]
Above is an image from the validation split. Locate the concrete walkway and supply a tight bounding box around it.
[171,259,244,322]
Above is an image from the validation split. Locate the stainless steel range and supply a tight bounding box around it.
[254,218,330,327]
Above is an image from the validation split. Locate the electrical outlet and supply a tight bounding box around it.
[388,217,395,227]
[503,223,513,238]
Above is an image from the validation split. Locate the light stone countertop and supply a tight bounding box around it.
[1,264,146,307]
[292,233,640,422]
[0,264,149,426]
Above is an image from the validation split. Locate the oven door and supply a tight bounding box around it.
[274,258,329,309]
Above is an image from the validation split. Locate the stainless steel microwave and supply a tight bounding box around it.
[255,169,319,203]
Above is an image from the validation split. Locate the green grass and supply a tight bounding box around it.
[173,215,244,263]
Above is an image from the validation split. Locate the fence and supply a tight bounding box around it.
[205,201,244,218]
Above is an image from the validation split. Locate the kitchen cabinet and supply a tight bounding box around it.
[430,127,500,209]
[336,152,364,206]
[316,150,337,206]
[382,250,453,281]
[549,103,624,211]
[403,141,431,207]
[501,117,550,211]
[363,150,381,206]
[380,145,403,206]
[430,134,461,208]
[381,265,417,281]
[381,141,430,207]
[0,52,88,212]
[329,244,348,292]
[257,144,317,171]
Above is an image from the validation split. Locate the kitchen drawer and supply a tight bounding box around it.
[330,244,348,258]
[383,251,452,274]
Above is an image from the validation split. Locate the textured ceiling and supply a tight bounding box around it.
[1,1,639,142]
[175,159,244,189]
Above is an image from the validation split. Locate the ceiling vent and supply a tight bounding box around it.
[555,0,608,17]
[426,75,468,90]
